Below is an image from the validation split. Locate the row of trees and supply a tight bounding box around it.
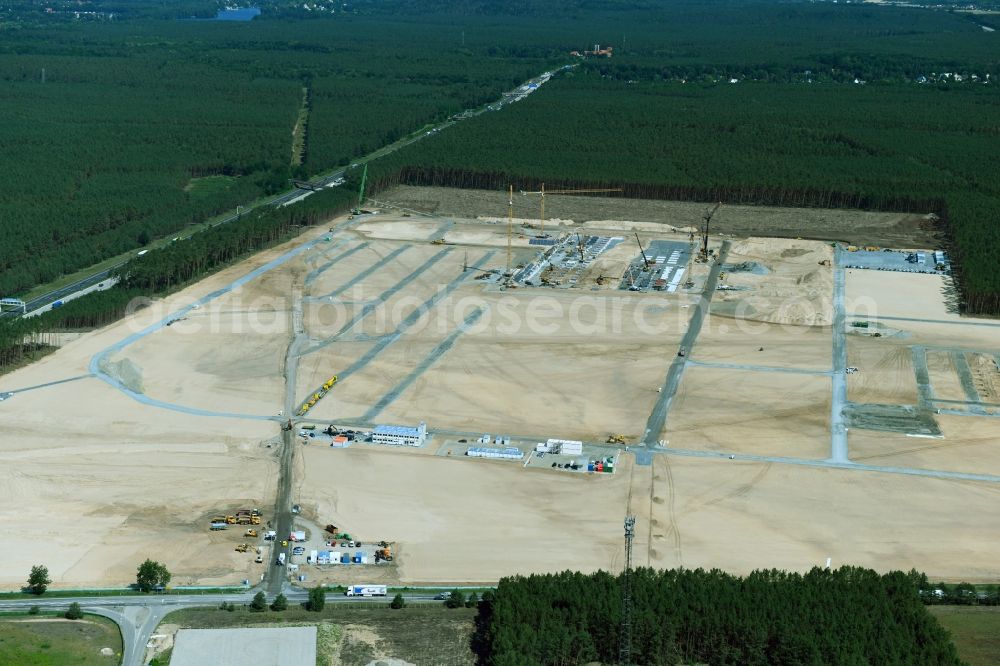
[474,567,962,665]
[24,559,169,596]
[364,71,1000,313]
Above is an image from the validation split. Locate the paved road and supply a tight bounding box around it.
[267,281,309,596]
[685,359,832,376]
[872,314,1000,328]
[829,246,849,463]
[656,444,1000,483]
[0,590,441,666]
[642,242,730,446]
[2,66,565,322]
[362,306,487,421]
[305,245,411,303]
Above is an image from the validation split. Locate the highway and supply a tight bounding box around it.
[0,66,565,322]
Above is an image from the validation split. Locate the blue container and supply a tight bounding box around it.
[340,553,350,564]
[587,463,595,472]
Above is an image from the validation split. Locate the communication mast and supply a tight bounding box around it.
[619,515,636,666]
[506,184,514,281]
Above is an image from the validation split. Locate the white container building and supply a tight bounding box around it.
[372,422,427,446]
[467,447,524,460]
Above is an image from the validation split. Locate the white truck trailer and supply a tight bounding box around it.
[345,584,387,597]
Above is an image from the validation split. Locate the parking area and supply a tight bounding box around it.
[843,247,948,274]
[171,627,316,666]
[279,518,397,583]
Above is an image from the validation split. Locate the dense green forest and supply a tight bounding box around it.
[346,1,999,313]
[0,17,548,297]
[474,567,963,665]
[1,0,999,368]
[364,67,1000,313]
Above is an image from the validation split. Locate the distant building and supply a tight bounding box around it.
[372,422,427,447]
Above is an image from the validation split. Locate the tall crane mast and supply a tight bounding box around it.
[520,185,622,235]
[700,202,722,260]
[634,232,651,269]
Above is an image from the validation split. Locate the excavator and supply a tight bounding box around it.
[374,541,394,562]
[607,434,629,444]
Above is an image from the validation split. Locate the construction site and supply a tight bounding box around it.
[0,184,998,591]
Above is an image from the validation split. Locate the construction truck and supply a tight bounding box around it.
[235,543,250,553]
[244,529,258,538]
[607,434,628,444]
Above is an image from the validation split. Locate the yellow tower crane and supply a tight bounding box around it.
[519,184,623,236]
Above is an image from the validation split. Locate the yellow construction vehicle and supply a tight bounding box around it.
[607,434,629,444]
[235,543,250,553]
[225,515,237,525]
[244,529,258,538]
[865,246,879,252]
[430,238,448,245]
[374,541,393,562]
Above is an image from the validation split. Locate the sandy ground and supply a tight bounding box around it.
[850,415,1000,477]
[0,374,278,589]
[1,194,998,590]
[845,270,964,322]
[297,448,1000,583]
[0,227,344,588]
[370,287,685,440]
[695,315,831,371]
[664,366,831,460]
[713,237,834,326]
[378,185,939,247]
[298,446,632,584]
[925,350,969,402]
[637,456,1000,580]
[845,337,919,406]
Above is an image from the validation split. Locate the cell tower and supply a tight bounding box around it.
[619,515,636,666]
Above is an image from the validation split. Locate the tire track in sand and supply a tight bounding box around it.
[655,455,683,567]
